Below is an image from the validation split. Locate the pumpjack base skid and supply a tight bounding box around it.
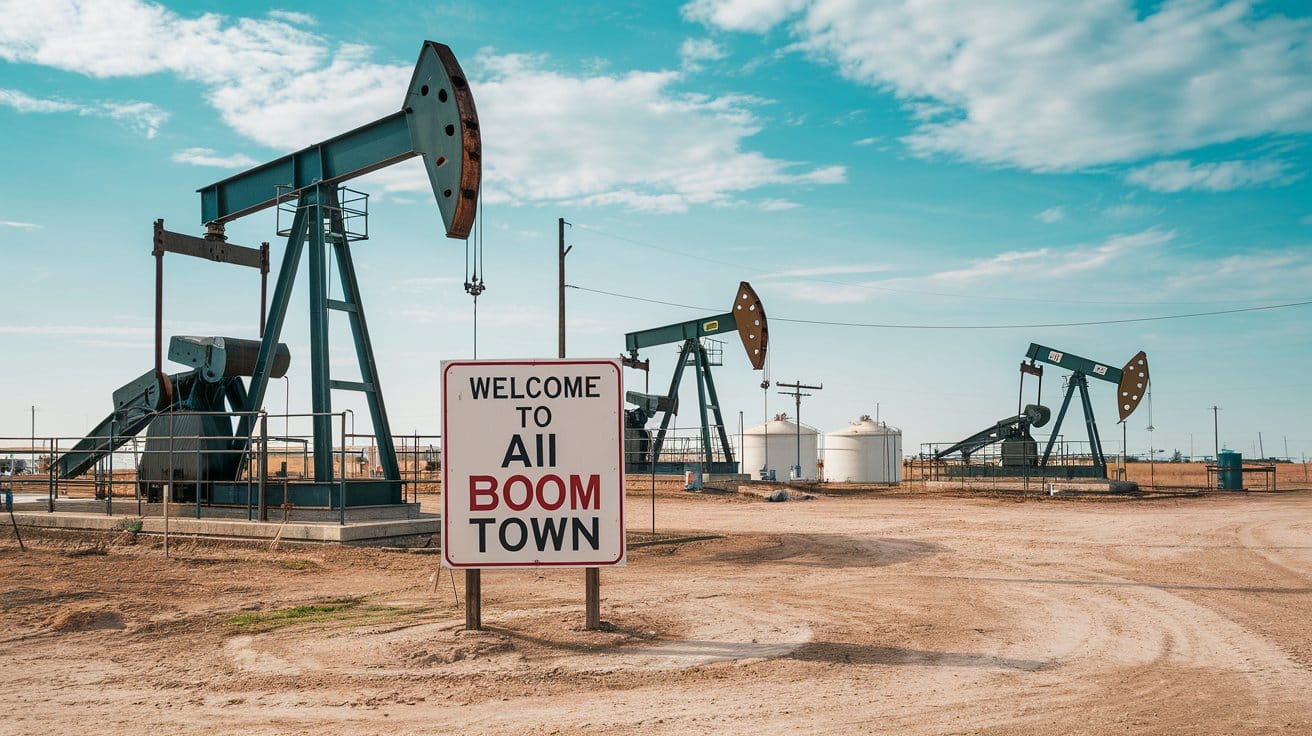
[625,461,739,476]
[210,479,403,507]
[943,465,1108,480]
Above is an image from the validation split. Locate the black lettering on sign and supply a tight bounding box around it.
[470,376,493,399]
[501,435,530,468]
[499,517,528,551]
[467,375,607,400]
[501,434,556,468]
[469,518,495,552]
[572,517,600,550]
[531,517,568,550]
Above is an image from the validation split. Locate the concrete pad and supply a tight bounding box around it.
[8,510,440,545]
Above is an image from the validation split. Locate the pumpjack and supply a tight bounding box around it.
[933,403,1052,468]
[936,343,1149,479]
[622,282,768,474]
[55,41,480,506]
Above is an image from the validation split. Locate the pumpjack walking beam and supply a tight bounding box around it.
[197,41,481,486]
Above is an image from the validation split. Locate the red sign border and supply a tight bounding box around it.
[441,358,625,568]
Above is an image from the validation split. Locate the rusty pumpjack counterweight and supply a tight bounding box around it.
[622,282,768,474]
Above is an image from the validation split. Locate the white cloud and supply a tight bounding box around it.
[1125,159,1301,193]
[0,2,326,83]
[1035,206,1065,224]
[98,100,169,138]
[171,147,260,168]
[1103,202,1163,219]
[759,198,801,211]
[0,2,841,212]
[686,0,1312,172]
[0,220,40,229]
[930,228,1173,283]
[682,0,810,33]
[267,10,316,26]
[680,38,727,70]
[853,136,880,146]
[472,52,844,211]
[0,88,167,137]
[783,228,1174,305]
[1301,215,1312,225]
[0,89,77,113]
[1164,249,1312,299]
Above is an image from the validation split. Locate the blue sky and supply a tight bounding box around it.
[2,0,1310,462]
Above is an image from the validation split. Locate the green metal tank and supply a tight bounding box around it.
[1218,450,1243,490]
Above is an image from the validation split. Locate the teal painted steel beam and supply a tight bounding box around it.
[306,187,334,482]
[332,231,401,482]
[699,340,735,465]
[235,204,310,444]
[692,342,713,467]
[626,312,736,355]
[1026,343,1123,384]
[650,339,695,459]
[200,113,411,226]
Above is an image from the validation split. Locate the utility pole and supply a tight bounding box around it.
[556,217,597,630]
[776,380,822,480]
[1210,406,1221,460]
[558,217,571,361]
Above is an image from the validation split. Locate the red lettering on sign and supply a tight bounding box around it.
[504,475,533,511]
[536,474,566,510]
[570,474,600,510]
[466,473,604,512]
[470,475,499,511]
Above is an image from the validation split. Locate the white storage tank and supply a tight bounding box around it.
[742,413,819,481]
[823,415,902,483]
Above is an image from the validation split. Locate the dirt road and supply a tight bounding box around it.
[2,489,1309,735]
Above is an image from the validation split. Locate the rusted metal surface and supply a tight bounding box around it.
[154,220,265,269]
[1117,350,1149,421]
[408,41,481,240]
[731,281,768,370]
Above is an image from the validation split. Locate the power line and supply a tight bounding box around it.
[571,221,1296,308]
[566,283,1312,330]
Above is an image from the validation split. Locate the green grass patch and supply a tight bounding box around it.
[226,599,425,632]
[274,558,318,570]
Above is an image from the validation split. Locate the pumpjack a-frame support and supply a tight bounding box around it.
[197,40,481,498]
[650,338,735,469]
[229,185,400,483]
[1041,371,1108,473]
